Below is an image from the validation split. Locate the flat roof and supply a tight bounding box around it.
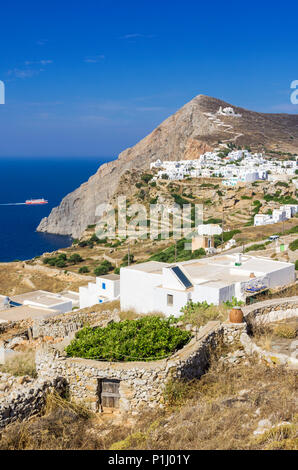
[59,291,80,301]
[0,305,57,322]
[11,290,71,307]
[123,254,294,289]
[122,261,170,274]
[98,274,120,281]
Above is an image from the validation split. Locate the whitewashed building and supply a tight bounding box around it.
[120,255,295,316]
[79,274,120,309]
[2,290,75,314]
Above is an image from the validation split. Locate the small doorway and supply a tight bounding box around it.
[97,379,120,411]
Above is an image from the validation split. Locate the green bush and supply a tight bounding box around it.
[179,301,227,327]
[289,238,298,251]
[78,266,90,273]
[78,240,88,247]
[122,253,134,263]
[141,173,153,184]
[43,253,68,267]
[94,260,113,276]
[172,194,189,207]
[150,239,205,263]
[69,253,84,264]
[65,317,191,361]
[55,259,67,268]
[245,243,267,253]
[286,225,298,235]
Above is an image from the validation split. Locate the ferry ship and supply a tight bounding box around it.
[25,198,48,205]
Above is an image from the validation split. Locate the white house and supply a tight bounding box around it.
[120,255,295,316]
[254,214,273,226]
[79,274,120,309]
[272,209,288,224]
[7,290,74,314]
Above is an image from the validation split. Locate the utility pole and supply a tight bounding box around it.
[221,207,224,246]
[174,240,177,263]
[127,241,130,266]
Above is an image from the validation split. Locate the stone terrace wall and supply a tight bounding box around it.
[36,321,247,412]
[32,308,120,339]
[242,296,298,325]
[0,374,66,429]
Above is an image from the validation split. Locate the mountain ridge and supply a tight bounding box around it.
[37,94,298,238]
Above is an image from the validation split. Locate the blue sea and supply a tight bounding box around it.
[0,157,111,262]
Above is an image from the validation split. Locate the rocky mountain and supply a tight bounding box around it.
[37,94,298,238]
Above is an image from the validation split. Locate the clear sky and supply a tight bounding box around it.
[0,0,297,158]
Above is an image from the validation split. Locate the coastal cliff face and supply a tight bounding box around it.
[37,94,298,238]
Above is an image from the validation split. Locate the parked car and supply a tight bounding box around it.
[268,235,279,241]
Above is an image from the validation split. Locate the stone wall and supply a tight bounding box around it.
[243,296,298,324]
[0,374,66,429]
[35,320,247,412]
[240,332,298,368]
[32,308,120,339]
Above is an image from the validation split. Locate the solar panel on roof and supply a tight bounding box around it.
[171,266,193,288]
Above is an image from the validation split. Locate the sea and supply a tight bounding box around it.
[0,157,112,262]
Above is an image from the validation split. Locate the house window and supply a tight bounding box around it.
[167,294,173,306]
[102,282,106,290]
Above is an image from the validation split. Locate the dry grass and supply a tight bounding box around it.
[179,302,229,328]
[273,324,297,339]
[255,282,298,301]
[0,263,87,297]
[128,359,298,450]
[0,352,37,378]
[119,308,165,321]
[0,342,296,450]
[78,299,120,316]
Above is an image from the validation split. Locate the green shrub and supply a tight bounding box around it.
[172,194,189,207]
[141,173,153,184]
[286,225,298,235]
[289,238,298,251]
[245,243,267,253]
[179,301,227,327]
[78,266,90,274]
[150,239,205,263]
[78,240,88,247]
[94,260,113,276]
[65,317,191,361]
[224,297,244,307]
[69,253,84,264]
[122,253,134,263]
[55,259,67,268]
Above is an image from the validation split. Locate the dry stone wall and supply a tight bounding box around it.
[36,321,247,412]
[0,374,66,429]
[243,297,298,325]
[32,308,120,339]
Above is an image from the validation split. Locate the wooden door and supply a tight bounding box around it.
[100,379,120,408]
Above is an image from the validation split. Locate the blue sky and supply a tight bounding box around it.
[0,0,297,157]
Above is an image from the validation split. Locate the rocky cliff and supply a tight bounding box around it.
[37,94,298,238]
